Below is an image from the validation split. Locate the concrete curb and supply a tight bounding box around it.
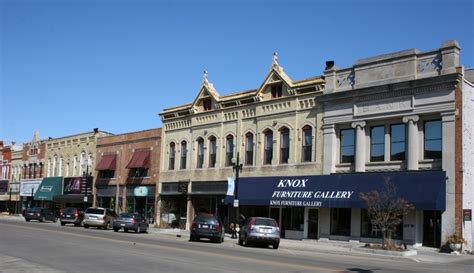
[353,246,417,256]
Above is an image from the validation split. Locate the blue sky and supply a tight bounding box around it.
[1,0,473,145]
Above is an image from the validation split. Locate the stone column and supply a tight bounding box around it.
[322,124,336,174]
[441,111,456,243]
[352,121,366,172]
[403,115,419,170]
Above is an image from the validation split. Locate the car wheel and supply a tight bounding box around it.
[113,228,119,232]
[273,243,279,249]
[26,219,30,222]
[189,236,194,241]
[84,224,89,229]
[244,237,250,247]
[40,216,45,222]
[61,222,66,226]
[124,229,128,233]
[74,222,80,227]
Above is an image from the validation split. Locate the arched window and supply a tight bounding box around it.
[66,160,70,177]
[209,136,217,168]
[59,157,63,176]
[47,159,51,177]
[52,155,57,176]
[280,127,290,164]
[264,130,273,165]
[87,154,93,174]
[302,126,312,162]
[169,142,176,170]
[73,156,78,176]
[196,138,204,168]
[180,141,187,169]
[245,133,254,166]
[80,152,86,175]
[225,135,234,166]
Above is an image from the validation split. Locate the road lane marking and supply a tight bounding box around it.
[0,221,341,272]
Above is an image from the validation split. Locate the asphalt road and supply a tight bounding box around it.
[0,219,472,273]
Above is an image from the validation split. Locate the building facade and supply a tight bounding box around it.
[0,141,12,212]
[9,147,23,214]
[40,129,113,208]
[94,128,161,223]
[318,40,473,250]
[159,56,325,235]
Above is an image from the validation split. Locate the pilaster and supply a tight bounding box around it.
[352,121,366,172]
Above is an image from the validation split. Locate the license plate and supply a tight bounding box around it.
[200,224,209,228]
[66,215,71,218]
[262,228,271,233]
[121,224,125,227]
[90,216,97,220]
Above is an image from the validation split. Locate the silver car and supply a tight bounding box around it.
[238,217,280,249]
[83,207,116,230]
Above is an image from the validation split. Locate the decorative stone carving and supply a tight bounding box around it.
[354,96,414,117]
[351,121,366,129]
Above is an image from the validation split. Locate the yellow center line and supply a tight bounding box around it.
[1,221,342,272]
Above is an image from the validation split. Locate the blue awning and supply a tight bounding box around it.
[233,171,446,211]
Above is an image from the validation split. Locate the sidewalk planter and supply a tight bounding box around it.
[448,243,462,252]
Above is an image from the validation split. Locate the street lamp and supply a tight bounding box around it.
[231,152,243,238]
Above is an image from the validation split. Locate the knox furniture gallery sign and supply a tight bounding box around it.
[237,171,446,210]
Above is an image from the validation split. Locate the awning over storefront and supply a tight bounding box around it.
[126,150,150,169]
[34,177,63,201]
[96,154,117,171]
[232,171,446,211]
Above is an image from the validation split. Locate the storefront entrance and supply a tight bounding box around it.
[308,209,319,239]
[423,210,441,248]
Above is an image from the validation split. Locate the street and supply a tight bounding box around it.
[0,218,472,273]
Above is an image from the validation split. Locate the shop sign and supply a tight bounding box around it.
[464,209,472,222]
[134,186,148,197]
[20,181,41,196]
[63,177,93,195]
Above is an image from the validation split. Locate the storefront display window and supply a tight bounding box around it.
[330,208,351,236]
[360,209,403,239]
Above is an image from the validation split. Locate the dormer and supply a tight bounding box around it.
[191,71,221,113]
[257,52,294,101]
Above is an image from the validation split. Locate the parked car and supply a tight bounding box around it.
[24,207,58,223]
[60,207,84,226]
[83,207,116,229]
[238,217,280,249]
[113,213,149,233]
[190,213,224,243]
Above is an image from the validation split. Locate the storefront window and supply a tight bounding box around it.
[280,127,290,164]
[99,170,115,179]
[302,126,312,162]
[424,120,442,159]
[245,133,254,166]
[264,130,273,165]
[196,138,204,169]
[360,209,403,239]
[209,136,217,168]
[340,129,355,163]
[225,135,234,166]
[330,208,351,236]
[390,124,406,161]
[370,126,385,162]
[281,207,304,231]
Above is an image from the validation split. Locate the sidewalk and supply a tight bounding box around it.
[149,227,474,264]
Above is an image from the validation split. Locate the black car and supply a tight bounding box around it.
[60,207,84,226]
[113,213,149,233]
[190,213,224,243]
[24,207,58,223]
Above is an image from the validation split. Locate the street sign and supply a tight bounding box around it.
[233,199,239,207]
[464,209,471,221]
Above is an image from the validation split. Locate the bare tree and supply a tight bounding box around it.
[358,176,414,249]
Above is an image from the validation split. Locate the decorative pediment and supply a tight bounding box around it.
[256,52,294,98]
[191,71,221,112]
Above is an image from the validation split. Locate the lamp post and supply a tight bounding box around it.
[232,152,243,238]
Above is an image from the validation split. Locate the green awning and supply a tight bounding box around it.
[34,177,63,201]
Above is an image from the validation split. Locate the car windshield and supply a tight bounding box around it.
[119,213,136,218]
[85,208,104,215]
[195,214,218,222]
[255,218,277,226]
[64,208,77,214]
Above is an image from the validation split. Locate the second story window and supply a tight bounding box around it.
[264,130,273,165]
[340,129,355,163]
[203,99,212,111]
[209,136,217,168]
[169,142,176,170]
[225,135,234,167]
[424,120,442,159]
[302,126,312,162]
[197,138,204,169]
[180,141,187,169]
[129,168,148,178]
[370,126,385,162]
[280,127,290,164]
[271,85,283,98]
[390,124,406,161]
[245,133,254,166]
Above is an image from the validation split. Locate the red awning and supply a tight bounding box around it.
[96,154,117,171]
[126,150,151,169]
